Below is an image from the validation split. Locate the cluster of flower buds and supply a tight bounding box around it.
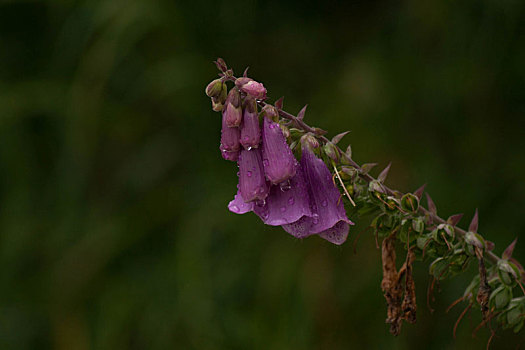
[205,73,353,245]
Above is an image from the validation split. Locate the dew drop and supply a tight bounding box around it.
[279,180,291,192]
[247,146,252,151]
[269,123,276,129]
[321,200,328,207]
[313,217,319,225]
[288,197,295,205]
[230,205,239,212]
[256,199,266,207]
[247,171,252,177]
[280,206,287,213]
[263,159,269,167]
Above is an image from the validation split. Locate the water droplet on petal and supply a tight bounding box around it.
[247,146,252,151]
[230,205,239,212]
[279,180,291,192]
[263,159,269,167]
[321,200,328,207]
[288,197,295,205]
[246,171,252,177]
[280,206,286,212]
[256,199,266,207]
[313,217,319,225]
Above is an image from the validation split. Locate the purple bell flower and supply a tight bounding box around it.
[238,148,269,202]
[261,117,297,184]
[282,145,353,245]
[240,96,260,149]
[252,166,311,226]
[220,106,240,156]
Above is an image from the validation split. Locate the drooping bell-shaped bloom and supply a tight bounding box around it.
[240,96,260,149]
[252,166,312,226]
[220,107,240,159]
[261,117,297,184]
[282,144,353,245]
[238,148,269,202]
[223,88,242,127]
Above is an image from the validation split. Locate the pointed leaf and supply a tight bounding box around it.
[503,238,518,260]
[414,184,426,200]
[331,131,350,145]
[346,144,352,159]
[297,104,308,120]
[360,163,377,174]
[469,209,479,233]
[377,162,392,183]
[274,97,284,110]
[447,213,463,226]
[426,193,437,215]
[243,66,250,77]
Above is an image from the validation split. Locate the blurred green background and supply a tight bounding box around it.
[1,0,524,349]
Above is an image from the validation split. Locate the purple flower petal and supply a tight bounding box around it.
[253,166,311,226]
[318,221,350,245]
[221,109,240,153]
[238,148,269,202]
[228,189,254,214]
[240,96,260,149]
[220,145,239,161]
[261,117,296,184]
[282,145,353,244]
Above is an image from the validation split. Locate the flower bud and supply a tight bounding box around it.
[240,96,260,149]
[205,79,223,98]
[323,142,339,162]
[261,104,279,122]
[212,97,224,112]
[224,88,242,127]
[217,83,227,103]
[236,78,267,100]
[300,133,319,150]
[280,124,290,139]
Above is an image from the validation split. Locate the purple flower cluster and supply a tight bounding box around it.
[221,84,353,245]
